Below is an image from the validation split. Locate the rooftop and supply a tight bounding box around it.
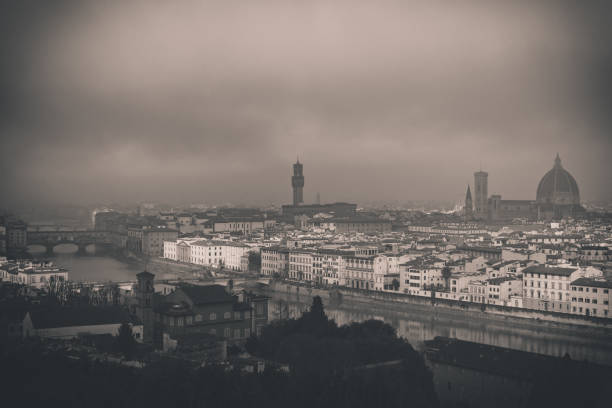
[487,277,519,285]
[178,284,234,305]
[570,278,612,289]
[458,246,502,253]
[29,306,131,329]
[523,265,578,276]
[334,218,391,224]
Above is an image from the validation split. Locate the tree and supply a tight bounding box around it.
[309,296,326,321]
[110,283,121,306]
[441,266,452,291]
[391,279,400,291]
[245,333,259,354]
[248,251,261,273]
[114,322,137,359]
[429,285,437,305]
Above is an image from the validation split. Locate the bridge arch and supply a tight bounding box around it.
[26,230,112,256]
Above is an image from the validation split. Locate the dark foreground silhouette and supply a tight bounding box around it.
[2,296,439,408]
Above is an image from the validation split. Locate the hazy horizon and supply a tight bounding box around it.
[2,1,611,209]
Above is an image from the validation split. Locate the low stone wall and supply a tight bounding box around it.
[268,281,332,300]
[268,281,612,330]
[146,258,212,280]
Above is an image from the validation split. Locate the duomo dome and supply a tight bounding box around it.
[536,154,580,205]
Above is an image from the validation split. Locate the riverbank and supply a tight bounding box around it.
[95,249,215,280]
[144,257,214,280]
[264,280,612,332]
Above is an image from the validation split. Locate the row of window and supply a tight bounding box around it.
[24,274,66,283]
[525,289,564,301]
[289,272,313,281]
[347,271,373,279]
[290,265,312,272]
[162,310,250,327]
[290,256,312,263]
[525,273,569,280]
[213,327,250,338]
[572,297,609,305]
[525,280,569,290]
[571,287,608,294]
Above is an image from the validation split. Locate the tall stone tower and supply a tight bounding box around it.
[464,185,473,218]
[474,171,488,219]
[135,270,155,344]
[292,158,304,206]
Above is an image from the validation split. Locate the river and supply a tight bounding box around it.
[28,244,142,282]
[266,292,612,366]
[28,248,612,366]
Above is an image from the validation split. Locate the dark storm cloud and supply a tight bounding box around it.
[1,0,611,208]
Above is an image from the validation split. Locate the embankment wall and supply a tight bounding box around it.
[268,281,612,330]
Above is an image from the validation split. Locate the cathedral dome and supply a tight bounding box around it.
[536,154,580,205]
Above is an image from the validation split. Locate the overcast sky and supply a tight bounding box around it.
[1,0,611,208]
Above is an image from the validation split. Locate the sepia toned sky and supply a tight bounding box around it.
[1,0,611,208]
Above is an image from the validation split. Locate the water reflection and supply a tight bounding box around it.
[27,243,99,255]
[267,291,612,366]
[26,246,141,282]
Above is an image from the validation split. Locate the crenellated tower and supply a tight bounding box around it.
[291,158,304,206]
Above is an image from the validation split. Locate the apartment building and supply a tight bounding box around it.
[212,218,276,234]
[449,272,487,296]
[468,280,487,303]
[374,254,413,291]
[400,257,446,293]
[260,246,289,277]
[313,249,347,286]
[1,261,68,289]
[335,218,392,234]
[485,277,523,305]
[128,226,178,257]
[190,240,250,271]
[522,265,602,313]
[343,255,375,290]
[289,250,314,282]
[569,278,612,318]
[163,239,250,271]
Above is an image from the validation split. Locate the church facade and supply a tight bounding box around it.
[464,154,584,222]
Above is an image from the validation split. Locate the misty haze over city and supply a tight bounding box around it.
[2,3,612,408]
[1,0,611,209]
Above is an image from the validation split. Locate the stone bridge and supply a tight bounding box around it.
[27,228,112,255]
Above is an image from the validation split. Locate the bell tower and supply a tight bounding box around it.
[474,170,488,220]
[291,158,304,206]
[135,270,155,344]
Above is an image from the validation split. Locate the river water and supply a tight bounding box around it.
[267,292,612,366]
[30,247,612,366]
[28,244,142,282]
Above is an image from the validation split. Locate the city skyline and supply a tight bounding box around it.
[0,152,605,210]
[2,2,612,405]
